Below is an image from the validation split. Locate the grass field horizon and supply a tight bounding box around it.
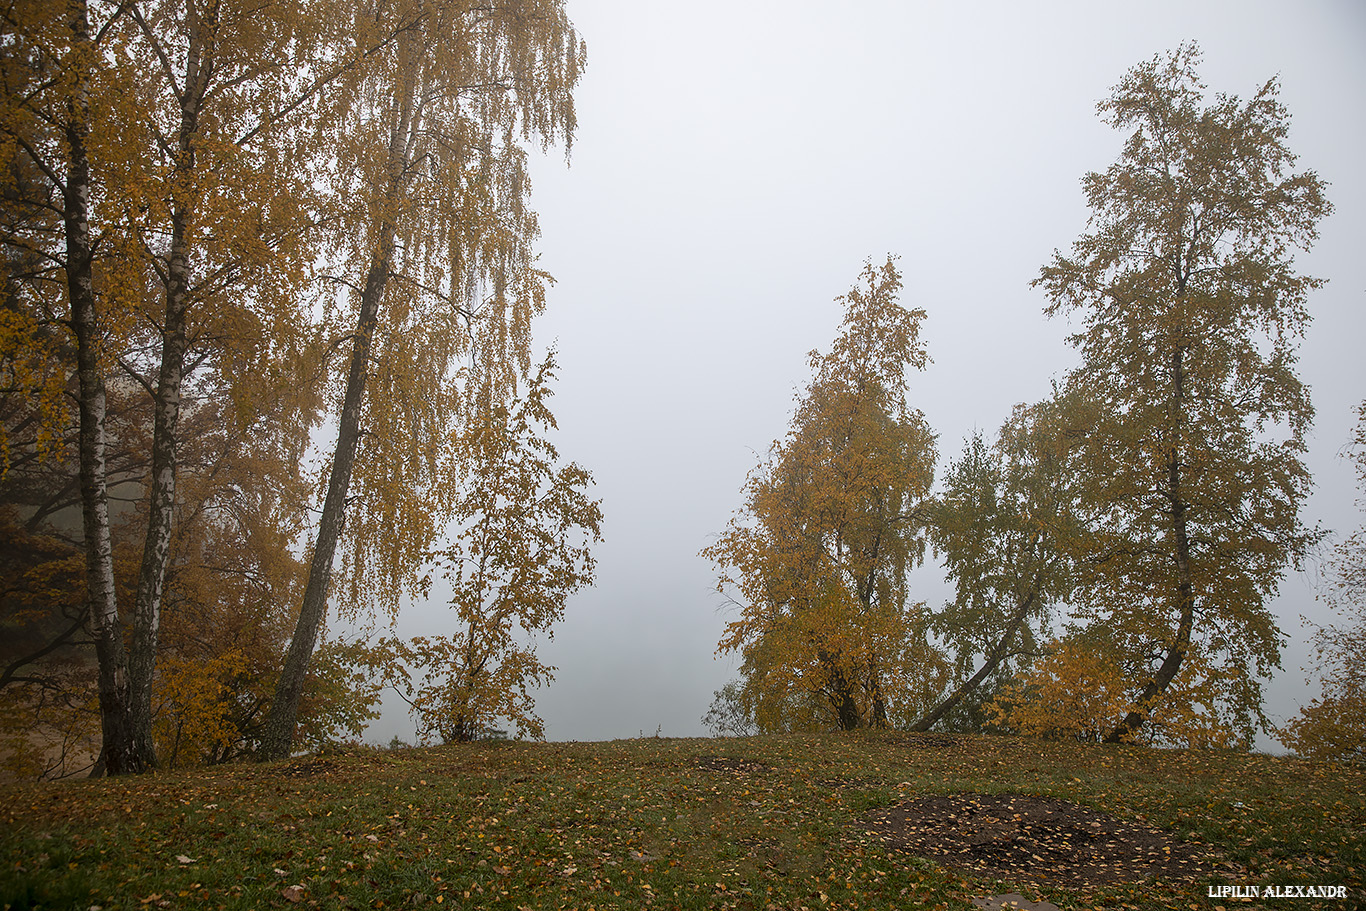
[3,731,1362,910]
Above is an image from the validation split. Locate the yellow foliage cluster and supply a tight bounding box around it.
[1281,690,1366,765]
[152,652,249,769]
[987,635,1245,749]
[384,355,601,743]
[708,258,947,732]
[985,638,1128,743]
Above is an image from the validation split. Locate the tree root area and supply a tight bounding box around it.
[864,793,1224,889]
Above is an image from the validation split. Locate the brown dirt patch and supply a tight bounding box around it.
[864,793,1224,889]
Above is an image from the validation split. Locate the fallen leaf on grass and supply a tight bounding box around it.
[282,885,305,902]
[175,855,196,865]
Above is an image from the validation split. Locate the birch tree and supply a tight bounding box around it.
[104,0,354,772]
[385,354,600,743]
[1034,43,1330,744]
[259,0,584,759]
[912,392,1084,732]
[0,329,345,777]
[3,0,364,773]
[1,0,152,773]
[706,258,947,733]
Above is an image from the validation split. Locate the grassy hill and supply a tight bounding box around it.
[2,732,1362,910]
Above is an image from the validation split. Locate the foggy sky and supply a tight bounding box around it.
[370,0,1366,748]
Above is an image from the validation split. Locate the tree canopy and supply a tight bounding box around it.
[1,0,588,773]
[706,257,946,733]
[913,391,1084,732]
[1,24,1350,771]
[384,354,601,744]
[1033,42,1330,744]
[1281,400,1366,764]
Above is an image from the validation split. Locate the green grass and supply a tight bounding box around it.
[1,732,1362,910]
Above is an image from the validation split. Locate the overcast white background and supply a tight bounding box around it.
[367,0,1366,749]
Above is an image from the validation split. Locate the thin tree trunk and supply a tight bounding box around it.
[258,40,419,760]
[126,7,211,772]
[911,589,1038,733]
[125,213,190,769]
[1105,344,1193,743]
[257,250,389,760]
[63,0,146,776]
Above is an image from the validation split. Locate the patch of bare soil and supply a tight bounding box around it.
[864,793,1225,889]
